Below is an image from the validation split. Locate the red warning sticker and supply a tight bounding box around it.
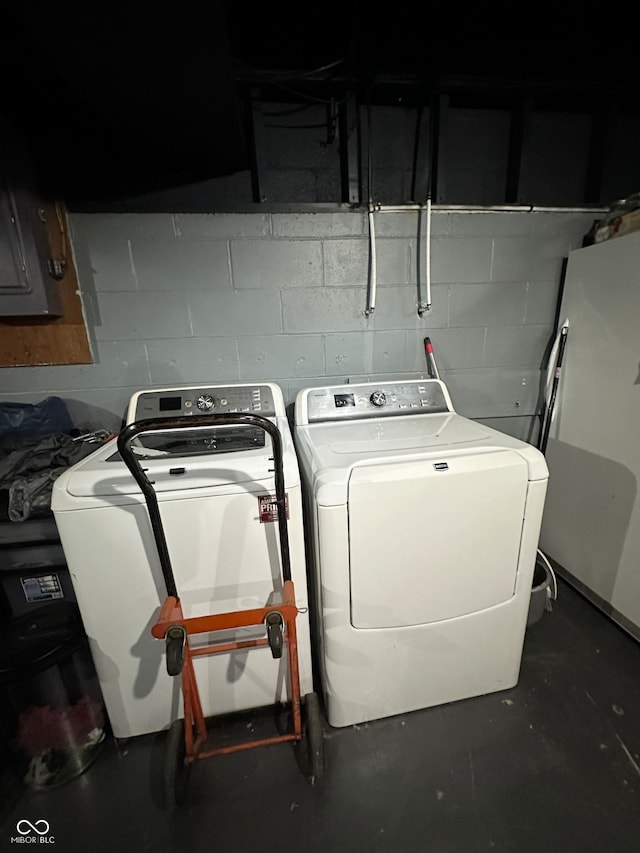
[258,493,289,523]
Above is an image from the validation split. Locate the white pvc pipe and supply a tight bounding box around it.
[424,195,432,311]
[417,196,432,316]
[372,204,606,214]
[365,205,377,315]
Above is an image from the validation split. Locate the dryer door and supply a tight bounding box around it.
[347,450,528,629]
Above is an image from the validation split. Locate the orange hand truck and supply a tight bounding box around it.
[117,413,324,809]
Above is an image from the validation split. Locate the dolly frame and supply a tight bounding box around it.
[117,412,323,807]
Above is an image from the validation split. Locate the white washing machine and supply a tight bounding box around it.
[51,382,313,739]
[293,378,548,728]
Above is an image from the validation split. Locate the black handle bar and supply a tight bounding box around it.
[117,413,292,601]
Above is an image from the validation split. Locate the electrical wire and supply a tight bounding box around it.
[233,56,347,106]
[265,123,333,130]
[262,80,346,107]
[263,104,322,117]
[233,56,346,82]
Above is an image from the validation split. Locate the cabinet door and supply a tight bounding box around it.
[0,125,61,317]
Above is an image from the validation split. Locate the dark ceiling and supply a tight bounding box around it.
[1,2,638,205]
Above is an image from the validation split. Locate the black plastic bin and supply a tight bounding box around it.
[0,602,106,790]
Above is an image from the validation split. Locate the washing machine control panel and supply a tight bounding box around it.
[306,380,452,422]
[129,385,277,423]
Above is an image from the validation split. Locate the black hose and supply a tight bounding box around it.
[539,326,569,455]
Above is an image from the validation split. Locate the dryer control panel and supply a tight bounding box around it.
[305,380,452,423]
[128,385,277,424]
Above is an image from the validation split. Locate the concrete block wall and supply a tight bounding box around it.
[0,209,595,440]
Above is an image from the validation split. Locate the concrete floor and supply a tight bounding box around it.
[2,578,640,853]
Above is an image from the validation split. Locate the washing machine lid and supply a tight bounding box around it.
[52,415,300,503]
[110,423,267,459]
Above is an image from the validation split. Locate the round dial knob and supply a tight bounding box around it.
[370,391,387,408]
[196,394,215,411]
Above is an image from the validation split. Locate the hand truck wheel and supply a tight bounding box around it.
[165,625,187,676]
[265,611,284,659]
[294,692,324,784]
[164,719,191,811]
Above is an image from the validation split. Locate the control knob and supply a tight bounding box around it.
[369,391,387,408]
[197,394,215,411]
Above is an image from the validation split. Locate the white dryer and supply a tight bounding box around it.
[293,379,548,728]
[51,383,313,739]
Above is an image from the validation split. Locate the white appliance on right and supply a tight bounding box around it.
[294,378,549,728]
[540,231,640,640]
